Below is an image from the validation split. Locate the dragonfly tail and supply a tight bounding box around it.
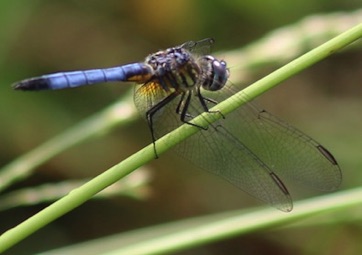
[12,63,152,91]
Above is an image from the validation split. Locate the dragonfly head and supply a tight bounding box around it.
[199,56,229,92]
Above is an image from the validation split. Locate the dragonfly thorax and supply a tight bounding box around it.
[145,47,201,92]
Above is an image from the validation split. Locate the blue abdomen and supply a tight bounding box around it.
[13,63,152,91]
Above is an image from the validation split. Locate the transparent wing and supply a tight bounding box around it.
[134,81,174,120]
[177,120,294,211]
[214,87,342,192]
[180,38,214,56]
[134,78,341,211]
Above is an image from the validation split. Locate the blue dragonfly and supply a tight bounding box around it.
[13,39,342,212]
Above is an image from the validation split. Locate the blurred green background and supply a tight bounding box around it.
[1,0,362,254]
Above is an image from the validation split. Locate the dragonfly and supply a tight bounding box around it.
[13,38,342,212]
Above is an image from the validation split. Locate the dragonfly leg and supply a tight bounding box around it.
[146,92,180,158]
[196,86,225,119]
[176,91,208,130]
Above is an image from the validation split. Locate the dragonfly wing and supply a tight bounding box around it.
[134,81,174,124]
[204,86,342,192]
[180,38,214,56]
[234,103,342,191]
[143,88,294,211]
[179,121,293,211]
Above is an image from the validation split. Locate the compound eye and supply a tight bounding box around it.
[207,58,229,91]
[210,60,229,91]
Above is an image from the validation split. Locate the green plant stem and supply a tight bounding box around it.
[220,22,362,116]
[34,187,362,255]
[102,187,362,255]
[0,23,360,253]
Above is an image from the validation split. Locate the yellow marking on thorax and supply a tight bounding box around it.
[127,73,153,83]
[137,81,175,96]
